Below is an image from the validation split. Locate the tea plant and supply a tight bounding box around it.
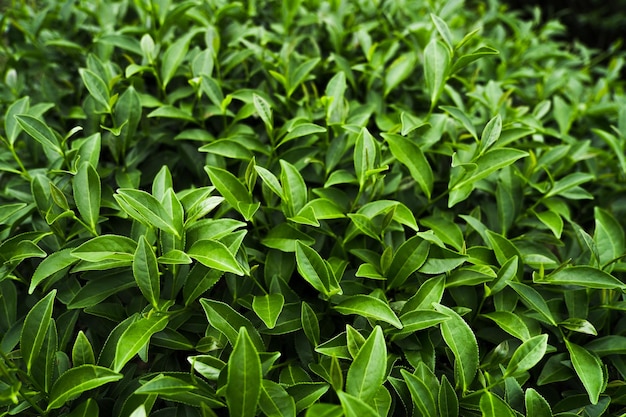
[1,0,626,416]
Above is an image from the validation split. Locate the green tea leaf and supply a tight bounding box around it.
[565,339,605,404]
[538,266,626,290]
[21,290,56,372]
[188,239,245,275]
[30,249,77,294]
[15,114,62,155]
[337,391,379,417]
[73,161,101,233]
[79,68,111,111]
[71,235,136,262]
[114,189,180,237]
[135,375,195,395]
[5,96,30,145]
[524,388,553,417]
[402,369,437,417]
[72,330,95,367]
[383,133,433,199]
[434,303,478,392]
[424,39,451,109]
[346,326,387,401]
[133,236,160,308]
[438,375,459,417]
[387,236,430,289]
[505,334,548,377]
[253,294,285,329]
[259,379,296,417]
[205,165,257,221]
[479,392,516,417]
[481,311,531,341]
[47,365,122,410]
[226,327,262,417]
[200,299,265,351]
[113,315,168,372]
[335,295,402,329]
[507,281,558,326]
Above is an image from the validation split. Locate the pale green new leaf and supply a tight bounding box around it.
[337,391,379,417]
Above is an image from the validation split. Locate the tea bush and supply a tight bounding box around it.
[1,0,626,416]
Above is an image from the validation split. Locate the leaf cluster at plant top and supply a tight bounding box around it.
[1,0,626,416]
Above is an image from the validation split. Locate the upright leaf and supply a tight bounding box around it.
[15,115,62,155]
[424,39,451,109]
[402,369,437,417]
[226,327,262,417]
[73,162,101,233]
[386,236,430,289]
[133,236,160,308]
[21,290,56,372]
[565,339,605,404]
[434,304,478,392]
[346,326,387,401]
[479,392,516,417]
[200,299,265,351]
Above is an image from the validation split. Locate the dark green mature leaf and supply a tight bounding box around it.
[15,114,62,155]
[135,375,195,394]
[335,295,402,329]
[226,327,262,417]
[21,290,56,372]
[71,235,136,262]
[438,375,459,417]
[434,303,478,392]
[345,326,386,401]
[295,241,341,296]
[47,365,122,410]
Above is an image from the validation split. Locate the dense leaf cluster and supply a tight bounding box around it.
[1,0,626,416]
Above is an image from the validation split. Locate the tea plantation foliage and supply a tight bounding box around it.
[1,0,626,416]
